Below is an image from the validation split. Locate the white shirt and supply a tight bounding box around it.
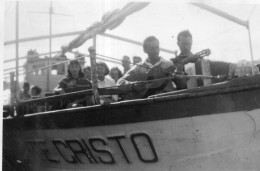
[98,76,118,101]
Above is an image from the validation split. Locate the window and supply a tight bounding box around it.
[32,63,45,75]
[57,63,65,75]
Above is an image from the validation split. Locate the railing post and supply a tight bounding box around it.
[88,46,100,104]
[10,72,16,117]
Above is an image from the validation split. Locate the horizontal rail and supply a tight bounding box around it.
[101,33,177,54]
[19,87,126,105]
[4,51,61,63]
[4,31,177,55]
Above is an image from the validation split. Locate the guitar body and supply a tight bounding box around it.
[132,64,175,99]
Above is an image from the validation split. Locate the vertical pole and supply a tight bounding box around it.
[16,1,19,88]
[10,72,16,117]
[247,22,255,75]
[88,45,100,104]
[93,35,96,49]
[47,1,52,91]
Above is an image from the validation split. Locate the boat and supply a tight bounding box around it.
[3,2,260,171]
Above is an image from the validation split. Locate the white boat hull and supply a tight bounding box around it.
[6,109,260,171]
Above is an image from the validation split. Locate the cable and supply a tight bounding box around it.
[247,4,257,20]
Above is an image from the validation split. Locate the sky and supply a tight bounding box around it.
[3,0,260,82]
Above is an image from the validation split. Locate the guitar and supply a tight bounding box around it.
[171,49,210,72]
[135,49,211,98]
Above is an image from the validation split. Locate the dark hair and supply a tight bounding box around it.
[143,36,159,50]
[122,55,130,60]
[110,66,123,78]
[83,65,91,71]
[23,81,30,88]
[133,56,141,59]
[133,56,142,64]
[177,30,192,42]
[67,59,84,78]
[31,85,42,95]
[96,61,110,76]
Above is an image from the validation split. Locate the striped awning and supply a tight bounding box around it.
[61,2,150,53]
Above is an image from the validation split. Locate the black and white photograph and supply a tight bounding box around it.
[2,0,260,170]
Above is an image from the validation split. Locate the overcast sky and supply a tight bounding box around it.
[3,0,260,80]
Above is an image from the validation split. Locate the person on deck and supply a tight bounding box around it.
[31,85,42,99]
[133,56,142,65]
[30,85,45,112]
[171,30,201,90]
[122,55,131,74]
[109,66,123,84]
[96,62,118,104]
[54,60,93,108]
[83,65,92,81]
[17,81,31,101]
[117,36,175,100]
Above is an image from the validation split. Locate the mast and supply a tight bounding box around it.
[88,46,100,104]
[47,1,53,91]
[16,1,19,87]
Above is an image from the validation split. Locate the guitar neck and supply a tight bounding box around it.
[180,54,196,65]
[179,49,210,65]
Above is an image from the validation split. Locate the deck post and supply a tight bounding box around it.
[88,46,100,104]
[247,21,255,75]
[10,72,16,117]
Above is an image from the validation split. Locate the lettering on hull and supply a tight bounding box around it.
[25,132,158,165]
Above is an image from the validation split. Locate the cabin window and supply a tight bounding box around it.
[51,65,58,75]
[32,63,45,75]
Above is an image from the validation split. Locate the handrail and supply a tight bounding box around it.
[18,87,127,105]
[4,31,177,54]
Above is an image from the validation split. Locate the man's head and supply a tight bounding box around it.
[23,82,30,93]
[177,30,192,54]
[31,85,42,96]
[122,56,131,69]
[133,56,142,65]
[83,65,91,81]
[143,36,160,59]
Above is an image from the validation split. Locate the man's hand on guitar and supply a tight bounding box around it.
[131,82,147,92]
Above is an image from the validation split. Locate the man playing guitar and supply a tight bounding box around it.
[117,36,175,99]
[171,30,210,89]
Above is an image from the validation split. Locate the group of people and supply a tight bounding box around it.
[19,30,202,109]
[52,49,145,107]
[53,30,198,107]
[18,82,42,101]
[117,30,199,99]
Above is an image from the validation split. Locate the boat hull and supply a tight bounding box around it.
[3,109,260,171]
[3,75,260,170]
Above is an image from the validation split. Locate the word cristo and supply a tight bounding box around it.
[26,133,159,165]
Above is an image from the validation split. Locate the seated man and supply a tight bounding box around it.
[54,59,93,108]
[117,36,175,100]
[171,30,204,89]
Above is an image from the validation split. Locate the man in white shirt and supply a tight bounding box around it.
[117,36,175,99]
